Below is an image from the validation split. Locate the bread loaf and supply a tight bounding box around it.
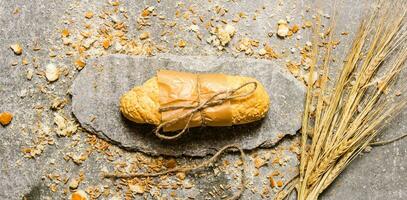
[120,70,270,132]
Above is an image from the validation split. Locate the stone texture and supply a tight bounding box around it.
[0,0,406,199]
[72,54,305,156]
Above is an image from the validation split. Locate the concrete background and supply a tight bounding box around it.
[0,0,405,199]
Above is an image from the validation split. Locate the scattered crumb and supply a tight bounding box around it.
[71,190,88,200]
[0,112,13,126]
[277,20,289,38]
[291,24,300,33]
[276,180,283,187]
[178,39,187,48]
[286,61,300,77]
[207,24,236,50]
[235,37,258,55]
[268,175,276,188]
[61,29,70,37]
[102,39,111,49]
[261,45,278,59]
[254,157,266,168]
[139,32,150,40]
[304,20,312,28]
[45,63,60,82]
[69,178,80,190]
[129,183,145,194]
[22,58,29,65]
[26,69,33,80]
[10,43,23,55]
[75,59,86,70]
[54,113,78,137]
[216,24,236,46]
[51,98,67,110]
[176,172,186,180]
[85,11,94,19]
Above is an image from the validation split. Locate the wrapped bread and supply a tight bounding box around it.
[120,70,270,138]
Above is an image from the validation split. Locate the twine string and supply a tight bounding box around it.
[104,144,247,200]
[104,79,257,199]
[154,81,258,140]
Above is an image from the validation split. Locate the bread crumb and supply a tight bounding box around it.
[139,32,150,40]
[304,20,312,28]
[277,180,283,187]
[291,24,300,33]
[254,157,266,168]
[268,175,276,188]
[10,43,23,55]
[129,183,145,194]
[0,112,13,126]
[216,24,236,46]
[61,29,70,37]
[277,20,289,38]
[178,39,187,48]
[102,39,111,49]
[75,59,86,70]
[45,63,60,82]
[176,172,186,180]
[85,11,94,19]
[27,69,33,80]
[71,190,88,200]
[69,178,79,190]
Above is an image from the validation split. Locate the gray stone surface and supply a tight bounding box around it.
[72,54,305,156]
[0,0,406,199]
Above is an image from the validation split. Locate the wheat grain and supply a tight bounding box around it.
[294,1,407,200]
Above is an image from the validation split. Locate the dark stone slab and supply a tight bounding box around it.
[71,54,305,156]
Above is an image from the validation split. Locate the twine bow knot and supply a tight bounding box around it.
[154,81,258,140]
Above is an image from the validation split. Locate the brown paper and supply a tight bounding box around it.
[157,70,232,132]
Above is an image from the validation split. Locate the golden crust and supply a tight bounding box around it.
[227,76,270,125]
[120,75,270,126]
[119,77,161,125]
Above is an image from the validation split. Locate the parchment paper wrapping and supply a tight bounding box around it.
[157,70,232,132]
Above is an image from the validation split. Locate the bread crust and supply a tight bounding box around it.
[120,75,270,126]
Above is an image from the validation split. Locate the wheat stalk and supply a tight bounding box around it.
[295,1,407,200]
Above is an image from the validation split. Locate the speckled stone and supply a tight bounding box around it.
[1,0,406,199]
